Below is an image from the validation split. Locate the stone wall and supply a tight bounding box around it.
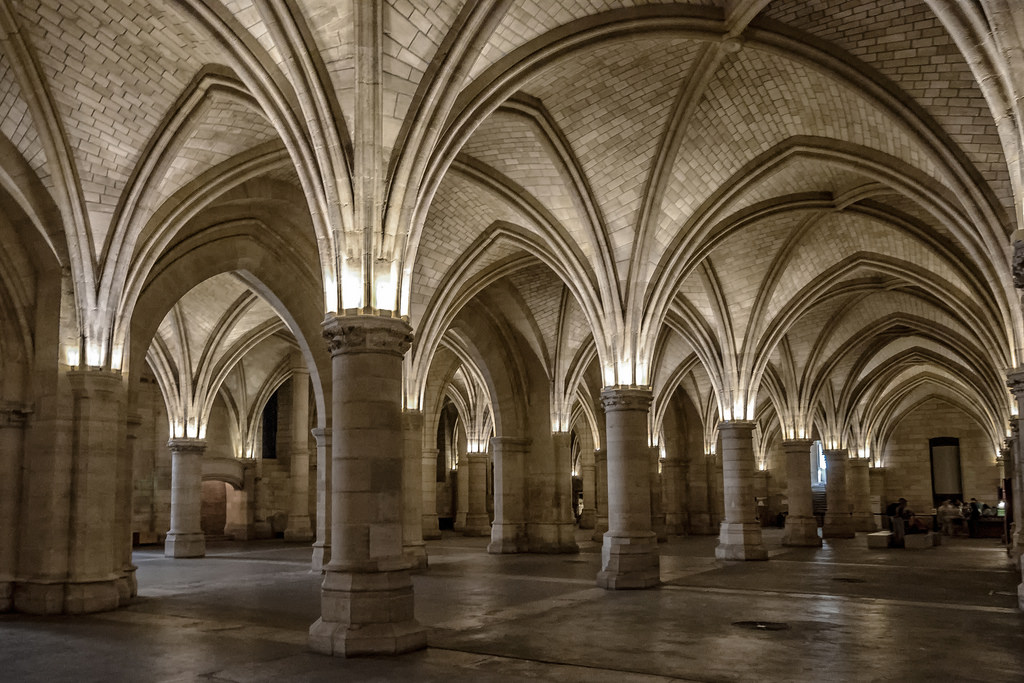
[882,398,1001,513]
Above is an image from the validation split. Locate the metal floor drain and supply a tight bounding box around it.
[732,621,789,631]
[832,577,866,583]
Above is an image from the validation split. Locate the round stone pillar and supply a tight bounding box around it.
[715,421,767,560]
[308,314,426,657]
[782,439,820,547]
[117,412,143,600]
[0,402,29,612]
[579,457,597,529]
[590,448,608,542]
[662,458,689,535]
[464,452,492,536]
[847,457,875,531]
[311,427,332,570]
[421,448,441,540]
[823,448,855,538]
[165,438,207,558]
[596,388,659,589]
[488,436,529,553]
[401,411,427,569]
[285,366,314,542]
[650,447,667,542]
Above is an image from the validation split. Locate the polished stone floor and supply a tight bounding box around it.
[2,529,1023,682]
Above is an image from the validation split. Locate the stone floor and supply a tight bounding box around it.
[3,529,1023,682]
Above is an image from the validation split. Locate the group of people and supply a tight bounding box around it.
[887,497,991,541]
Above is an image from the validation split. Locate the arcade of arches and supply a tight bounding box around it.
[3,0,1024,660]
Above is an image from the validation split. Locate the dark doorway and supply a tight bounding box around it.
[929,437,962,506]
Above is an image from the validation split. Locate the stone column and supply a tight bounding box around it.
[225,466,256,540]
[715,421,767,560]
[165,438,207,558]
[311,427,332,569]
[662,455,688,536]
[1007,370,1024,558]
[401,411,427,568]
[0,402,29,612]
[782,439,820,547]
[579,455,597,529]
[650,447,667,542]
[488,436,529,553]
[285,366,314,542]
[823,448,854,538]
[117,412,143,600]
[464,452,491,536]
[590,448,608,542]
[421,448,441,540]
[709,450,725,528]
[60,370,127,612]
[309,315,426,657]
[596,388,659,589]
[454,459,468,532]
[847,457,875,531]
[530,431,577,551]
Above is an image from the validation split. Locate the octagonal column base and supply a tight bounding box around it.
[308,569,426,657]
[783,515,822,547]
[596,532,660,589]
[716,522,768,560]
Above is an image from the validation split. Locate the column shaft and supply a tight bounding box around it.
[650,447,667,542]
[311,427,332,569]
[782,439,820,547]
[285,368,314,542]
[596,388,659,589]
[847,458,875,531]
[0,404,28,612]
[579,459,597,529]
[823,449,854,538]
[662,460,689,535]
[488,436,528,553]
[590,449,608,542]
[165,438,207,558]
[464,452,491,536]
[401,412,427,568]
[715,421,767,560]
[309,315,425,657]
[527,432,577,552]
[421,448,441,539]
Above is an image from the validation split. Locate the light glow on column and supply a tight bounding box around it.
[341,258,363,310]
[323,274,338,313]
[65,345,80,368]
[85,340,104,368]
[603,363,616,387]
[373,261,398,311]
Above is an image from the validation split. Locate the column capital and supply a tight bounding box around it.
[66,368,123,396]
[322,313,412,357]
[781,438,814,451]
[490,435,531,450]
[1007,367,1024,398]
[823,448,849,460]
[718,420,756,436]
[600,386,653,412]
[167,437,207,453]
[311,427,331,444]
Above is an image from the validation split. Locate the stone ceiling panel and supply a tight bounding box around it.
[765,210,971,323]
[0,59,49,193]
[657,46,944,257]
[705,210,800,344]
[413,172,534,324]
[763,0,1015,228]
[462,111,593,263]
[148,94,279,217]
[506,262,565,365]
[525,36,703,284]
[382,0,463,153]
[14,0,225,255]
[467,0,715,83]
